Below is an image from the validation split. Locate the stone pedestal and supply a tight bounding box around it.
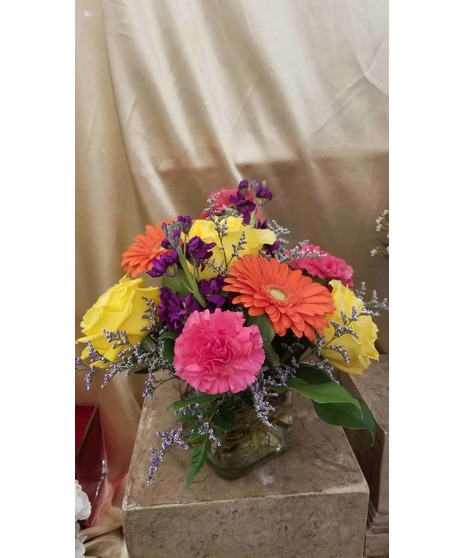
[340,355,389,558]
[123,380,370,558]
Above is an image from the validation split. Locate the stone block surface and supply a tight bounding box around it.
[123,380,370,558]
[340,355,389,557]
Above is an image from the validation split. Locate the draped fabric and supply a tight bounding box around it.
[75,1,388,555]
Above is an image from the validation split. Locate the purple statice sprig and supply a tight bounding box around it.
[204,257,228,276]
[203,191,242,221]
[201,213,252,273]
[86,340,110,366]
[75,341,108,391]
[202,214,229,275]
[314,308,361,351]
[267,358,300,388]
[147,429,189,485]
[317,340,350,367]
[355,282,389,312]
[258,219,291,262]
[249,372,279,428]
[228,231,247,262]
[202,191,221,219]
[371,209,389,258]
[274,241,325,265]
[196,422,222,447]
[76,322,178,395]
[266,219,290,245]
[177,401,223,448]
[174,398,225,444]
[161,397,227,487]
[141,296,159,331]
[302,358,338,382]
[249,360,299,427]
[278,341,306,365]
[311,305,370,377]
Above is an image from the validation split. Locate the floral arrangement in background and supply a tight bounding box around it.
[371,209,389,257]
[75,480,91,558]
[76,180,388,487]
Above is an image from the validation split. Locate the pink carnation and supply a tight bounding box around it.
[201,188,257,219]
[289,244,354,288]
[174,309,264,394]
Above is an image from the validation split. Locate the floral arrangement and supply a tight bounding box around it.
[75,480,91,558]
[76,180,388,488]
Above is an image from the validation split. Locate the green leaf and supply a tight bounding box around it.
[246,313,275,343]
[264,340,280,367]
[313,399,376,444]
[162,270,191,298]
[157,331,180,362]
[271,329,310,363]
[159,331,180,341]
[172,392,221,412]
[285,363,362,411]
[140,334,157,352]
[186,438,211,488]
[212,404,236,431]
[175,412,199,424]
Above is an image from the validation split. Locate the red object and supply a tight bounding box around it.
[75,405,106,527]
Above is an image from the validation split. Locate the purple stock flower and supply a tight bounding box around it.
[161,223,181,247]
[229,190,256,224]
[177,215,193,234]
[255,185,273,203]
[156,287,202,332]
[260,235,281,256]
[254,219,279,253]
[198,276,230,310]
[184,293,202,313]
[147,249,179,278]
[238,179,249,191]
[186,236,216,261]
[256,220,280,253]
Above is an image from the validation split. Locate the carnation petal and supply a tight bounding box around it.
[174,309,264,394]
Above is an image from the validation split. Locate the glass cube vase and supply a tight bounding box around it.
[207,390,293,479]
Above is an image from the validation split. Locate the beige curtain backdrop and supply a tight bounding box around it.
[75,1,388,555]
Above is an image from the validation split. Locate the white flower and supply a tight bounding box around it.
[75,480,91,522]
[75,534,86,558]
[75,497,90,558]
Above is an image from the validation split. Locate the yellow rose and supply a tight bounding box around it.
[76,276,160,364]
[321,280,379,374]
[188,217,276,279]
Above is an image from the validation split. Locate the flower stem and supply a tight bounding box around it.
[176,247,207,308]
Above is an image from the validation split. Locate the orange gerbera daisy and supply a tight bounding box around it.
[121,222,170,278]
[224,254,335,341]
